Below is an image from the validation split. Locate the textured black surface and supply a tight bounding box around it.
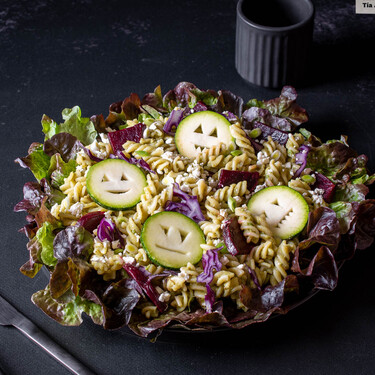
[1,0,375,374]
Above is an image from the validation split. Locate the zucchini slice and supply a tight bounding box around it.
[141,211,205,269]
[86,159,147,210]
[247,186,309,239]
[174,110,234,158]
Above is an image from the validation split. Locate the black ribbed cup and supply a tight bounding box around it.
[235,0,314,88]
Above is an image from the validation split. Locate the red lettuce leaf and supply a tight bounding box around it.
[53,224,94,261]
[43,133,83,162]
[19,237,43,278]
[83,278,141,330]
[348,199,375,250]
[298,207,341,252]
[262,86,309,127]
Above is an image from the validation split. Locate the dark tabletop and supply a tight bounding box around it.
[1,0,375,374]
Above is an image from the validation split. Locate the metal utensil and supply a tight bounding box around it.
[0,294,96,375]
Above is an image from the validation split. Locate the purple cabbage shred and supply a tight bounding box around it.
[294,145,311,177]
[110,151,155,174]
[165,183,205,223]
[204,284,215,313]
[163,109,184,135]
[83,147,104,162]
[97,218,125,248]
[197,247,223,284]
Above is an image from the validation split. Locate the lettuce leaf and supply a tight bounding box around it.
[53,224,94,261]
[42,106,97,146]
[36,222,58,267]
[32,286,103,326]
[15,143,51,181]
[47,153,77,188]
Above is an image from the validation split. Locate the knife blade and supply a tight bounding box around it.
[0,294,96,375]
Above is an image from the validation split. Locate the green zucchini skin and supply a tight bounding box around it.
[174,110,234,158]
[247,186,309,240]
[141,211,205,270]
[86,159,147,211]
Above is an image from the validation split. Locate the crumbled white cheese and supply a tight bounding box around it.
[149,123,157,130]
[158,291,171,303]
[143,127,150,139]
[256,151,270,166]
[162,175,175,186]
[76,164,85,173]
[212,238,222,246]
[219,209,229,219]
[186,162,202,179]
[104,211,112,219]
[161,151,174,162]
[233,196,242,204]
[178,270,190,281]
[99,133,109,143]
[207,177,218,188]
[68,202,84,217]
[122,256,136,264]
[165,137,173,144]
[309,188,325,205]
[253,183,266,194]
[111,240,120,249]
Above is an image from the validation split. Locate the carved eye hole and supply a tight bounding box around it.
[179,230,189,242]
[101,174,110,182]
[161,225,169,236]
[121,173,128,181]
[208,128,218,137]
[194,124,203,134]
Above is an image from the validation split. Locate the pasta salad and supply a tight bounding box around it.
[15,82,375,337]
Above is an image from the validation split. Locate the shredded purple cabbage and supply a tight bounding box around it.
[192,101,208,112]
[165,183,205,223]
[246,265,261,291]
[197,247,223,284]
[110,151,155,174]
[123,262,168,312]
[83,147,104,162]
[97,218,125,248]
[163,109,184,135]
[204,284,215,313]
[294,145,311,177]
[222,111,237,123]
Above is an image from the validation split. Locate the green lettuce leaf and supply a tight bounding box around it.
[32,287,103,326]
[36,222,57,267]
[42,106,97,146]
[47,153,77,188]
[15,143,51,181]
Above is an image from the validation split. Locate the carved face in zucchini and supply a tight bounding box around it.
[140,211,205,269]
[86,159,147,210]
[174,111,234,158]
[247,186,309,239]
